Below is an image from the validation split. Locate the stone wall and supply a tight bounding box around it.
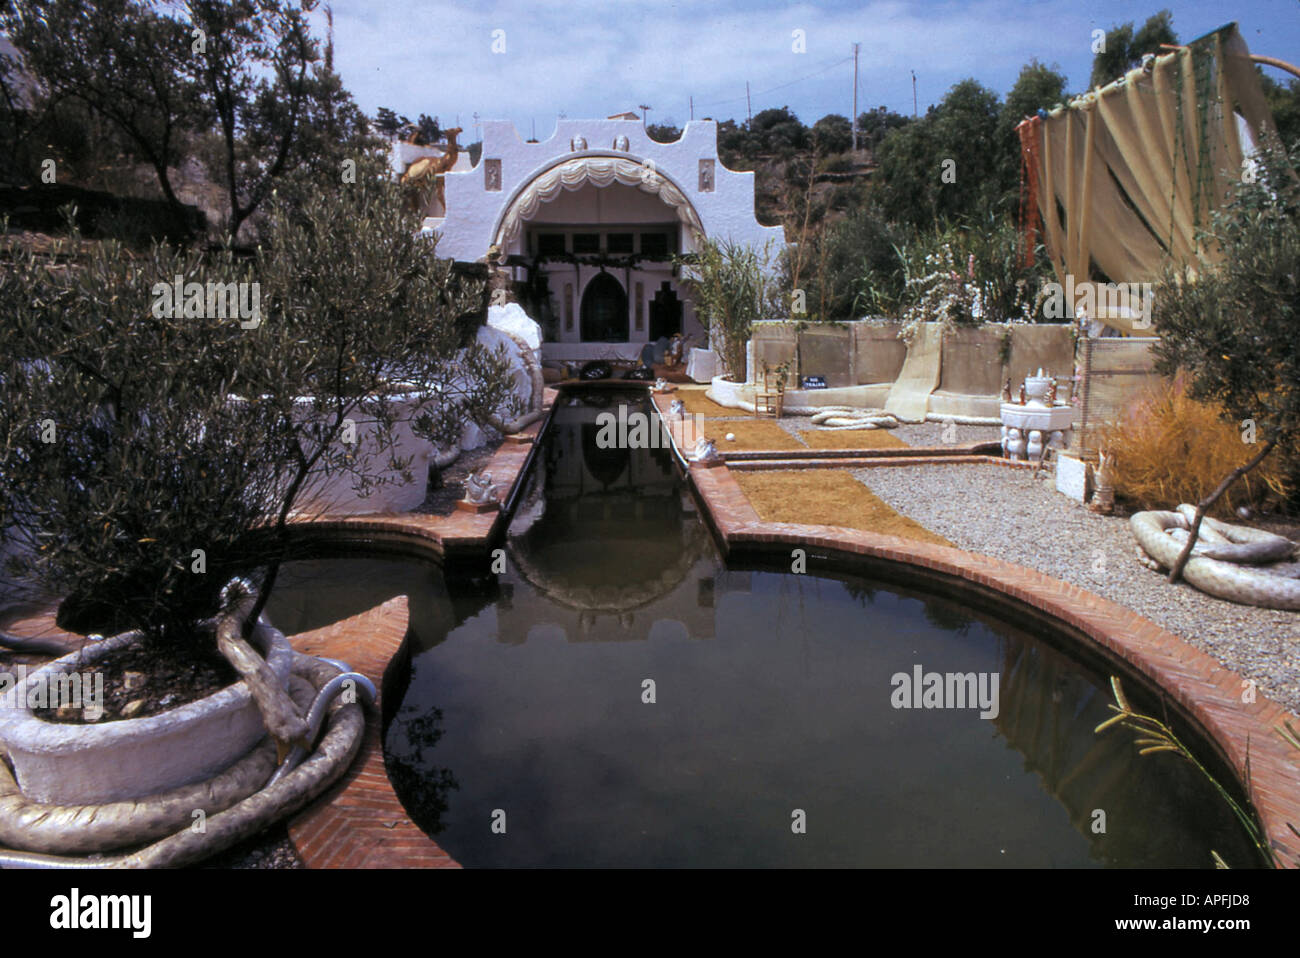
[749,321,1072,392]
[736,321,1158,427]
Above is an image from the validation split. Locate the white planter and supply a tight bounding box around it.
[0,621,293,805]
[706,374,752,410]
[686,348,720,383]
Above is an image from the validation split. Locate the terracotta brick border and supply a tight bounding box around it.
[727,454,1039,471]
[279,388,559,868]
[5,385,1294,867]
[675,414,1300,868]
[0,391,559,870]
[287,596,458,867]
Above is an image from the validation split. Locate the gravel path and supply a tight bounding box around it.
[854,462,1300,715]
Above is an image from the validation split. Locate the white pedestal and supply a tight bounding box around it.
[1000,402,1074,461]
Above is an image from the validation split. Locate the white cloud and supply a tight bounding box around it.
[318,0,1292,135]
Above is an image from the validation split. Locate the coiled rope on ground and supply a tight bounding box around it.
[1130,505,1300,610]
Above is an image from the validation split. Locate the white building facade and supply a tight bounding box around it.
[407,116,784,363]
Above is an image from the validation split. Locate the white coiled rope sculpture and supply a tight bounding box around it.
[1130,504,1300,610]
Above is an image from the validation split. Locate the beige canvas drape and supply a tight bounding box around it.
[1026,23,1280,333]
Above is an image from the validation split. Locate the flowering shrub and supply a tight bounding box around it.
[898,244,982,344]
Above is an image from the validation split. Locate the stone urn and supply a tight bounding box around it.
[1023,369,1054,405]
[0,622,294,805]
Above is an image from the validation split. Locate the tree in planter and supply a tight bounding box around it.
[0,148,517,746]
[1151,140,1300,583]
[675,236,781,383]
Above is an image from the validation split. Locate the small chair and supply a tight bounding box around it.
[754,364,784,419]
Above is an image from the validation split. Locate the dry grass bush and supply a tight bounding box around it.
[1098,377,1293,516]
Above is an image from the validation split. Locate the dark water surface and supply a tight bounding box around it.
[267,389,1262,868]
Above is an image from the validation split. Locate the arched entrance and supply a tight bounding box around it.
[580,272,628,342]
[490,154,706,256]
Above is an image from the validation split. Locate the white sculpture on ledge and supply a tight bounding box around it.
[1001,368,1073,462]
[669,398,687,419]
[464,470,500,505]
[690,437,721,464]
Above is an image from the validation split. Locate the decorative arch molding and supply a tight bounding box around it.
[490,152,705,257]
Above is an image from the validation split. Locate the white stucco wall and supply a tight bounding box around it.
[424,118,784,262]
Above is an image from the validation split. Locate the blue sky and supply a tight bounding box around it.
[322,1,1299,139]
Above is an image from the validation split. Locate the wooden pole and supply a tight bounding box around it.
[1250,54,1300,81]
[851,43,860,152]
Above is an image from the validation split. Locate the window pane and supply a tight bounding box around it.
[640,233,670,257]
[573,233,600,254]
[607,233,633,254]
[536,234,566,255]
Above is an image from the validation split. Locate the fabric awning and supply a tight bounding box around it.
[1020,23,1283,333]
[493,156,705,251]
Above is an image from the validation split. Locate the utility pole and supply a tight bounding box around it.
[912,70,918,118]
[851,43,860,152]
[689,95,694,121]
[746,81,752,126]
[639,103,651,127]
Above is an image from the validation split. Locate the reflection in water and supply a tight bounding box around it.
[269,390,1262,867]
[383,707,457,837]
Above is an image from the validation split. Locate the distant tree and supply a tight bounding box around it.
[811,113,852,155]
[876,79,1004,228]
[373,106,407,138]
[1089,9,1177,89]
[995,59,1069,206]
[415,113,440,144]
[855,107,910,152]
[1000,59,1068,129]
[716,117,756,169]
[646,122,681,143]
[1259,71,1300,152]
[751,105,807,155]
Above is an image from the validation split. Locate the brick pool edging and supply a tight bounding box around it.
[283,390,560,869]
[4,383,1294,868]
[668,401,1300,868]
[299,387,1299,868]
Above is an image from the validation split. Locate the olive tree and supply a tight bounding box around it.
[1152,141,1300,582]
[0,148,515,741]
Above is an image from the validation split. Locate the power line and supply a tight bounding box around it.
[692,54,853,114]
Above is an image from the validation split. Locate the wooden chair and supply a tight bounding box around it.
[754,364,784,418]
